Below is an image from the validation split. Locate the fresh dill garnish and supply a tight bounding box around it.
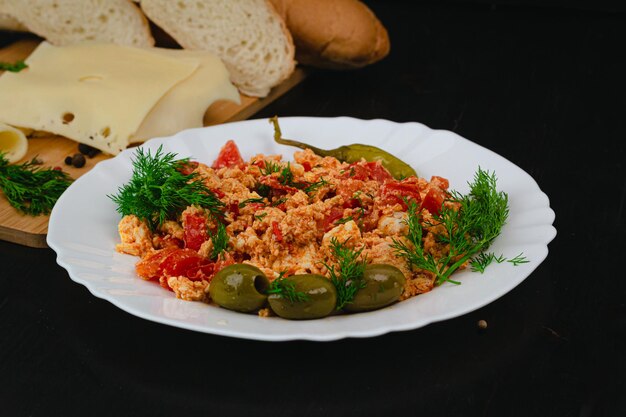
[254,212,268,221]
[507,253,529,266]
[392,168,509,286]
[259,160,282,176]
[303,177,328,194]
[271,197,288,207]
[279,163,294,185]
[239,197,265,208]
[470,252,505,273]
[0,60,27,72]
[0,153,72,215]
[323,237,367,310]
[334,216,354,225]
[109,146,223,229]
[266,272,310,303]
[209,221,229,260]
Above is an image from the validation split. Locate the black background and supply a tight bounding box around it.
[1,1,625,416]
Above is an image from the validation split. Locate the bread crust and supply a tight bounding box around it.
[269,0,390,69]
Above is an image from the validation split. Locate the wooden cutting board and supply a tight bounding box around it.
[0,38,307,248]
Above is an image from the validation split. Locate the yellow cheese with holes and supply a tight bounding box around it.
[133,48,240,141]
[0,41,198,155]
[0,122,28,163]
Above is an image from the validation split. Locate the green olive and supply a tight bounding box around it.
[344,264,406,313]
[209,264,269,313]
[268,274,337,320]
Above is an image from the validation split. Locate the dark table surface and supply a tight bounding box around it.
[1,1,625,416]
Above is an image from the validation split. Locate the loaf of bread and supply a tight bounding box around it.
[140,0,295,98]
[2,0,154,47]
[269,0,390,69]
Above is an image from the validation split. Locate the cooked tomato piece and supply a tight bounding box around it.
[380,179,422,209]
[183,212,207,251]
[430,176,449,190]
[365,161,393,182]
[302,161,312,172]
[136,247,178,280]
[161,248,204,277]
[272,221,283,242]
[229,201,240,219]
[421,187,446,215]
[342,161,393,183]
[212,140,244,169]
[319,207,345,232]
[258,176,299,194]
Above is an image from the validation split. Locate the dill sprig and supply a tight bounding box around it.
[392,168,509,286]
[470,252,505,273]
[266,272,310,303]
[0,60,27,72]
[0,153,72,216]
[109,146,223,229]
[209,221,229,260]
[323,237,367,310]
[238,197,266,208]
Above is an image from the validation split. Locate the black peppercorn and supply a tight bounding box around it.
[71,153,86,168]
[64,156,73,165]
[78,143,102,158]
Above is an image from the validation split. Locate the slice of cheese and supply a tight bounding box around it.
[132,48,240,142]
[0,122,28,163]
[0,41,198,155]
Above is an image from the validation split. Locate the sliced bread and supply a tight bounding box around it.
[140,0,295,97]
[3,0,154,47]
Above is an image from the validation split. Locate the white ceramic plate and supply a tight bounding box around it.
[47,117,556,341]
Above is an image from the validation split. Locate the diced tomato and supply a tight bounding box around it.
[380,179,422,209]
[229,201,240,219]
[302,161,312,172]
[211,188,226,198]
[136,247,179,280]
[365,161,393,182]
[183,212,207,251]
[430,176,449,190]
[319,207,345,232]
[421,187,446,215]
[271,221,283,242]
[161,248,204,277]
[341,161,393,183]
[212,140,244,169]
[258,176,299,194]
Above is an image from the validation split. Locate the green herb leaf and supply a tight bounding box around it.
[108,146,223,228]
[0,153,72,215]
[323,237,367,310]
[266,272,310,303]
[392,168,509,285]
[0,60,27,72]
[209,221,229,260]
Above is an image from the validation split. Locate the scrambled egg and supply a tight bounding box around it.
[116,145,454,304]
